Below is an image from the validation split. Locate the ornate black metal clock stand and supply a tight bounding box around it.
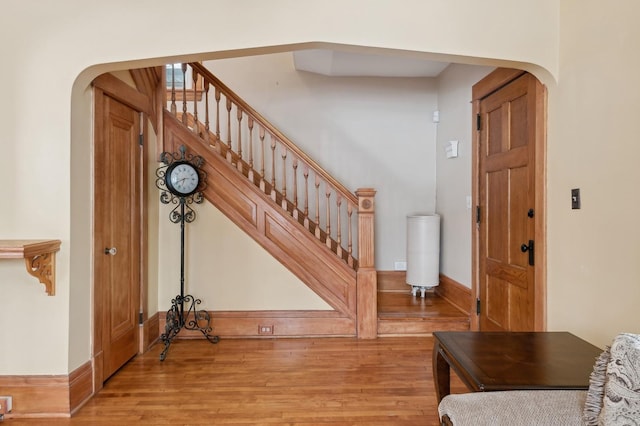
[156,145,219,361]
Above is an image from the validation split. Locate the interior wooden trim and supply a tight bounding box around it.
[435,274,472,315]
[0,375,68,418]
[470,97,481,330]
[138,119,151,355]
[471,68,547,331]
[0,361,91,419]
[159,310,356,338]
[93,73,151,116]
[141,311,160,353]
[471,68,526,100]
[533,76,548,331]
[129,67,162,133]
[69,361,92,415]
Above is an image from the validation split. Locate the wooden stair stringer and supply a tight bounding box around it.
[164,111,357,323]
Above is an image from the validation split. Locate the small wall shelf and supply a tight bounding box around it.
[0,239,61,296]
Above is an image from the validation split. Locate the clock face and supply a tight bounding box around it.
[166,162,200,196]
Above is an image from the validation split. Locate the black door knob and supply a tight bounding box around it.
[520,240,534,266]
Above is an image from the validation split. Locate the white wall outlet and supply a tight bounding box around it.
[258,325,274,335]
[394,261,407,271]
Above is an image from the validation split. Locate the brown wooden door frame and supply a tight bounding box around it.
[92,73,150,390]
[470,68,547,331]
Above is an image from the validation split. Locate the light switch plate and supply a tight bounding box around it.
[571,188,581,209]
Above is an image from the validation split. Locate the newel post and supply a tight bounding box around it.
[356,188,377,339]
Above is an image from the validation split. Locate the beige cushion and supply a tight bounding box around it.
[438,390,586,426]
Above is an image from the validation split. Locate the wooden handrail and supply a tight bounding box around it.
[190,63,358,206]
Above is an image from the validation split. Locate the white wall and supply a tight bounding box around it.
[546,0,640,346]
[158,201,330,311]
[204,53,439,271]
[435,64,495,287]
[7,0,640,375]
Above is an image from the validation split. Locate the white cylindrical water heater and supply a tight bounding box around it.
[406,214,440,288]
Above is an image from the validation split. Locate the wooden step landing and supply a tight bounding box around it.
[377,291,470,336]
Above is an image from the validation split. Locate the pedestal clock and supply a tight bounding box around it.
[156,144,219,361]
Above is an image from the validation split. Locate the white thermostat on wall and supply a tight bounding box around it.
[445,140,459,159]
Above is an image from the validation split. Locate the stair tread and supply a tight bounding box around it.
[377,291,468,319]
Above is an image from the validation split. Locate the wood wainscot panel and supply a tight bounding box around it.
[435,274,473,315]
[159,310,356,338]
[206,163,259,227]
[0,361,93,419]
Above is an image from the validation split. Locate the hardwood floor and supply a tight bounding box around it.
[6,337,467,425]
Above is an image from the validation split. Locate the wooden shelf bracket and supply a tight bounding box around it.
[0,240,62,296]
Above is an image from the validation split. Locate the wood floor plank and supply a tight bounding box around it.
[6,337,467,425]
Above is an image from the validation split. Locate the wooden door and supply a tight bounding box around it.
[94,90,141,382]
[474,71,545,331]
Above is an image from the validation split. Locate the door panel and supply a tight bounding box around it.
[95,92,141,381]
[478,73,538,332]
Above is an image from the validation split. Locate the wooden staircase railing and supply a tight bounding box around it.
[164,62,377,337]
[167,62,371,270]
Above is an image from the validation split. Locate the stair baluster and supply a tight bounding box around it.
[247,117,254,181]
[236,109,243,173]
[292,159,299,220]
[259,127,266,192]
[181,64,188,125]
[281,148,287,211]
[325,188,332,248]
[314,176,321,240]
[303,166,310,229]
[225,98,232,163]
[215,88,221,153]
[192,71,199,132]
[204,81,211,146]
[270,135,277,202]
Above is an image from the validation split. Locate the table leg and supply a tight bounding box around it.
[433,339,450,404]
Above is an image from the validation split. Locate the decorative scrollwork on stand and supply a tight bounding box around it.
[159,294,220,361]
[156,144,218,361]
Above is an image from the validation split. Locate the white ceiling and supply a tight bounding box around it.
[293,49,450,78]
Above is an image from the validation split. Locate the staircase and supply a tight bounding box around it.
[162,63,377,338]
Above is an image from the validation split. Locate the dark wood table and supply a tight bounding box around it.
[432,331,602,403]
